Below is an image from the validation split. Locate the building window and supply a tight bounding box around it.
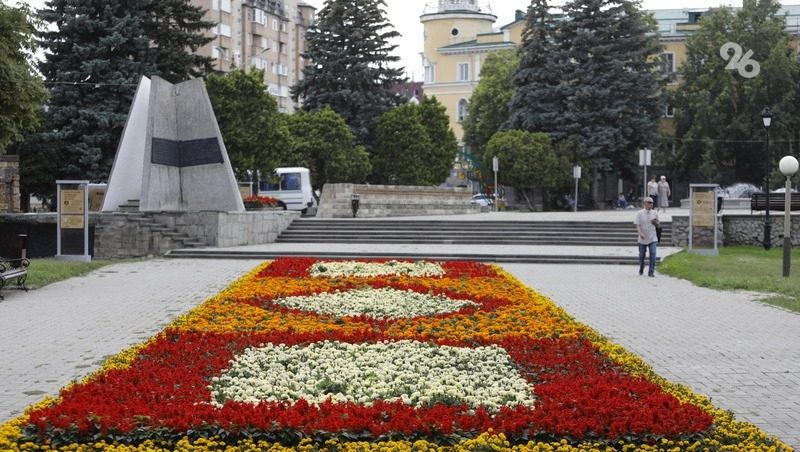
[663,104,675,118]
[451,28,459,36]
[213,0,231,12]
[215,23,231,37]
[249,8,266,25]
[212,46,226,59]
[457,63,469,81]
[272,19,279,30]
[660,52,675,75]
[251,57,267,70]
[424,65,435,83]
[457,99,468,122]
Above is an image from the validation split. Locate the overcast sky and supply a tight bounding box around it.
[19,0,743,80]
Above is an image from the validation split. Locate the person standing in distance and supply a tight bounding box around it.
[657,175,671,213]
[634,197,659,277]
[647,175,659,207]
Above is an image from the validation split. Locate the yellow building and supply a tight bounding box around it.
[421,0,525,146]
[192,0,316,113]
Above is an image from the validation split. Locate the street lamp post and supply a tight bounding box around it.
[762,108,773,250]
[572,165,581,213]
[779,155,798,277]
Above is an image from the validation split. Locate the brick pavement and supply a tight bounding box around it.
[0,258,262,422]
[503,263,800,448]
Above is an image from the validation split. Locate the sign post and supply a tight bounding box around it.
[572,165,581,212]
[688,183,719,256]
[56,180,91,261]
[492,156,499,212]
[639,148,652,202]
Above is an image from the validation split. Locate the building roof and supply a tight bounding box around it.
[651,5,800,39]
[439,39,516,50]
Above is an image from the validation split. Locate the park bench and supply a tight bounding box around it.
[751,192,800,213]
[0,235,30,300]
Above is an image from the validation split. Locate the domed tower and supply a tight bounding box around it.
[420,1,499,145]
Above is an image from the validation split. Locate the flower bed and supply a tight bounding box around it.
[0,258,790,451]
[243,195,279,209]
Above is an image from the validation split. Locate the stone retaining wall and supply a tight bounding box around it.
[671,214,800,247]
[1,211,297,259]
[94,210,298,258]
[316,183,482,218]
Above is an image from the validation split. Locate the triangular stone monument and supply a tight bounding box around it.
[103,76,244,212]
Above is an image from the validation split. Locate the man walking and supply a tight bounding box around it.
[634,197,659,277]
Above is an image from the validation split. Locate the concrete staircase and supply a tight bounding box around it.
[276,219,672,246]
[165,218,673,265]
[94,200,207,258]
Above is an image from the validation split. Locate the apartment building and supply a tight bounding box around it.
[193,0,316,113]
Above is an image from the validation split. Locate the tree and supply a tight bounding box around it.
[508,0,664,177]
[417,96,458,183]
[484,130,567,210]
[462,49,518,161]
[31,0,213,186]
[0,3,48,154]
[290,0,406,149]
[372,103,432,185]
[672,0,800,185]
[504,0,563,138]
[285,107,371,190]
[144,0,215,83]
[372,98,457,185]
[207,69,291,182]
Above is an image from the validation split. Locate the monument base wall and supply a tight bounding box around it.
[2,211,298,259]
[93,210,298,259]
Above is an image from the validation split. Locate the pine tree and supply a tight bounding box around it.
[556,0,663,174]
[508,0,663,176]
[504,0,564,137]
[291,0,406,149]
[33,0,213,184]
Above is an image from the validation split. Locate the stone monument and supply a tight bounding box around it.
[102,76,244,212]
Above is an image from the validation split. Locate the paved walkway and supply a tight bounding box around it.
[504,264,800,448]
[0,259,262,421]
[1,244,798,448]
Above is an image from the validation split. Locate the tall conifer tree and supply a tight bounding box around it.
[557,0,663,173]
[291,0,405,149]
[508,0,663,176]
[505,0,563,136]
[33,0,213,183]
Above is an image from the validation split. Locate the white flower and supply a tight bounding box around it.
[309,260,446,278]
[210,340,535,413]
[272,287,478,319]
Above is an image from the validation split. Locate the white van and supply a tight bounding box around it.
[258,167,316,214]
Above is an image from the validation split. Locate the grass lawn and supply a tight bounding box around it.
[23,258,120,289]
[659,246,800,313]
